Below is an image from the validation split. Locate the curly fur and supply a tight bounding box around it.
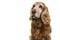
[29,2,51,40]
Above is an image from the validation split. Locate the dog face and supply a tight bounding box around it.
[30,2,45,19]
[30,2,50,24]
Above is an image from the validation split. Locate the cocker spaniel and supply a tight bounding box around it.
[29,2,51,40]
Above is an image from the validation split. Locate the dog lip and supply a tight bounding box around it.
[32,16,38,20]
[32,15,36,18]
[32,16,35,18]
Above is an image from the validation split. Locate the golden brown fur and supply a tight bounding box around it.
[29,2,51,40]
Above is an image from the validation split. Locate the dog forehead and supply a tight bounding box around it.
[34,2,42,5]
[34,2,45,7]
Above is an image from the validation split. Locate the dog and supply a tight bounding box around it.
[29,2,51,40]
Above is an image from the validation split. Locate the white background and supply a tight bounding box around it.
[0,0,60,40]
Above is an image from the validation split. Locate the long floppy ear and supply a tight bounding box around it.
[41,6,50,25]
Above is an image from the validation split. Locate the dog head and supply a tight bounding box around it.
[30,2,50,24]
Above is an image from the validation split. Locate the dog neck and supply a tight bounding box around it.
[31,19,43,28]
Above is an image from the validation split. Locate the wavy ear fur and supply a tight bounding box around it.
[41,6,50,25]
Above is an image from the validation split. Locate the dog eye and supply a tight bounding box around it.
[32,5,35,9]
[39,5,42,8]
[33,5,35,7]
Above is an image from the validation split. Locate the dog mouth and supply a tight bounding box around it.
[32,16,37,19]
[31,12,42,20]
[32,15,39,20]
[31,13,42,20]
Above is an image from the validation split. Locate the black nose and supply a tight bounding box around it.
[32,10,36,14]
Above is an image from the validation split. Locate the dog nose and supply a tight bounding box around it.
[32,10,36,14]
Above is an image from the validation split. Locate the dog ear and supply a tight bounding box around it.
[41,6,50,25]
